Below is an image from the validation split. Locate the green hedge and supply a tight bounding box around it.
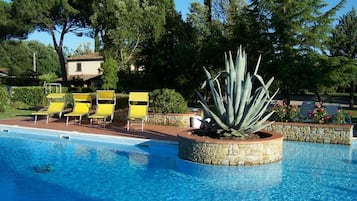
[10,86,68,107]
[10,86,46,107]
[6,86,125,110]
[0,87,10,112]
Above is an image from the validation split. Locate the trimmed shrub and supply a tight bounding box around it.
[0,87,10,112]
[150,88,188,113]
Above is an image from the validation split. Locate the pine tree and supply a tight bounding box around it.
[329,8,357,109]
[247,0,346,102]
[11,0,94,82]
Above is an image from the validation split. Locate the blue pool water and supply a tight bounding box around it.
[0,125,356,201]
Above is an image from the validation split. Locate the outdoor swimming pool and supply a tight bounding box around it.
[0,125,356,201]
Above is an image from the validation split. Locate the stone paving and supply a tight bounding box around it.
[0,117,187,142]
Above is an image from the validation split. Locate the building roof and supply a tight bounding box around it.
[66,52,103,62]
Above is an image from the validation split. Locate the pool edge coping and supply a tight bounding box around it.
[0,124,178,146]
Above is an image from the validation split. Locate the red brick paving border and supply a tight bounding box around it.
[0,117,187,142]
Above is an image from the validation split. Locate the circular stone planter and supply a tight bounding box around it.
[178,130,283,166]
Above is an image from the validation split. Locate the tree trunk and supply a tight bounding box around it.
[55,47,67,82]
[349,80,354,109]
[50,26,67,83]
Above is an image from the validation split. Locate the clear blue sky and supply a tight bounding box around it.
[26,0,355,51]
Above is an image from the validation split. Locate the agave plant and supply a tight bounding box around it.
[196,46,278,138]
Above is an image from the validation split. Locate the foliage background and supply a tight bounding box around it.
[0,0,356,108]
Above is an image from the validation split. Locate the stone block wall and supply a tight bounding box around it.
[178,130,283,166]
[114,109,203,128]
[265,122,353,145]
[146,113,196,127]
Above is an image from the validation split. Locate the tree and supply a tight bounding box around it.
[247,0,346,103]
[90,0,168,71]
[329,8,357,109]
[0,40,60,77]
[101,49,119,90]
[0,40,31,76]
[187,2,210,44]
[143,3,195,94]
[186,1,227,75]
[0,0,33,41]
[72,42,93,56]
[11,0,94,82]
[101,56,118,90]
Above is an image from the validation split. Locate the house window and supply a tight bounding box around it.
[76,63,82,72]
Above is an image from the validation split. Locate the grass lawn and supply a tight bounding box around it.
[0,108,36,119]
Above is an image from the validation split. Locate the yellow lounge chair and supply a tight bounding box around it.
[64,93,92,125]
[127,92,149,131]
[32,93,66,124]
[89,90,116,127]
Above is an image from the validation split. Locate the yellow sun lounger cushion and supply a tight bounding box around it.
[127,92,149,131]
[32,93,65,124]
[89,90,116,127]
[64,93,92,125]
[89,104,115,127]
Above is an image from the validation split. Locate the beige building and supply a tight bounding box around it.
[66,52,104,81]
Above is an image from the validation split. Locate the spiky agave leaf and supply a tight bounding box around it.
[201,67,226,117]
[197,46,278,138]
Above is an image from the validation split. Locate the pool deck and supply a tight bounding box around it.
[0,117,186,142]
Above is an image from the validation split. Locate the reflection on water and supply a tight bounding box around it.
[175,159,283,191]
[130,141,283,191]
